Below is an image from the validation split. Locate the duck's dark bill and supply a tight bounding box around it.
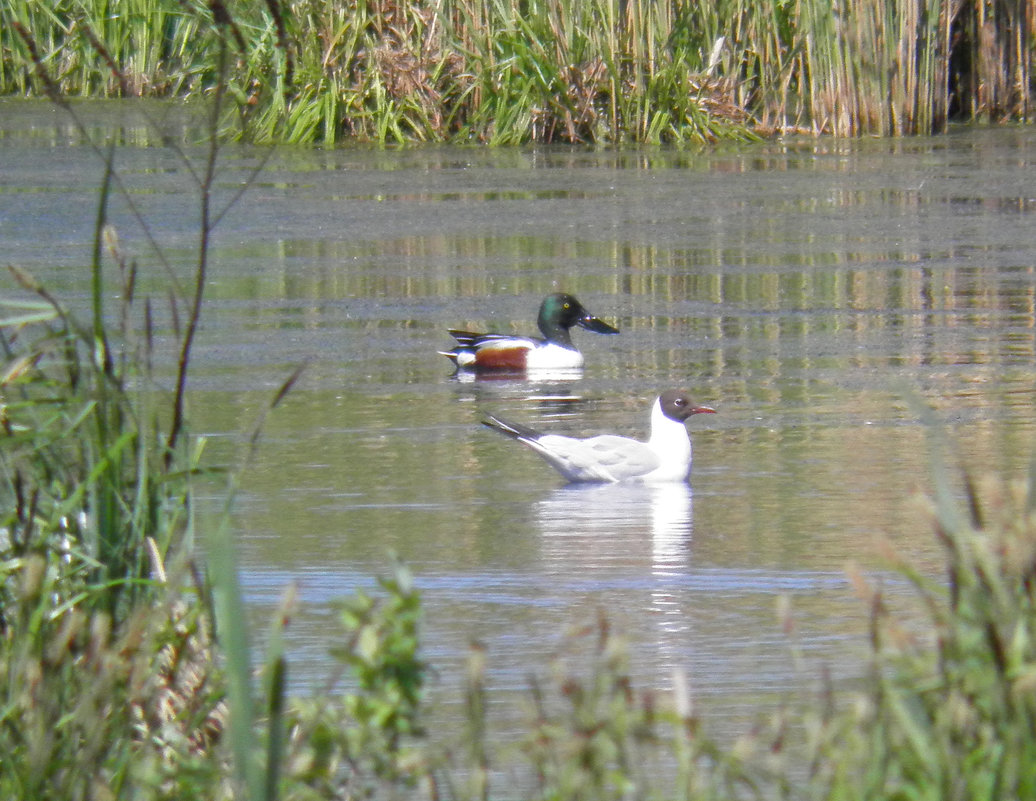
[579,315,620,334]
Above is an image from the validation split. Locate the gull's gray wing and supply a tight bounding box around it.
[529,434,659,483]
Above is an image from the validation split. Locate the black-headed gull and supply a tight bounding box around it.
[482,390,715,483]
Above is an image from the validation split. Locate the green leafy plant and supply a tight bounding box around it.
[286,562,428,797]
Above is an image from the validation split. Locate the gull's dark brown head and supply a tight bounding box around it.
[659,389,716,422]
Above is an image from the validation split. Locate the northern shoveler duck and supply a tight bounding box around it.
[482,390,715,483]
[440,293,619,371]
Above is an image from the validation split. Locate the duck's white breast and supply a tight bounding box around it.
[525,343,584,369]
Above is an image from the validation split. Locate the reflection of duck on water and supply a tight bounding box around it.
[450,365,586,384]
[535,482,694,573]
[483,390,715,483]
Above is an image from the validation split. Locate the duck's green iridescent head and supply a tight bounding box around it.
[537,293,619,343]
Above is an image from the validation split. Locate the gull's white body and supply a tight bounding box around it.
[483,391,714,484]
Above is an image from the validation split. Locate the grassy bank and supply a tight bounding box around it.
[1,0,1032,144]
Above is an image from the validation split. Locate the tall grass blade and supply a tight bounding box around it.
[1027,456,1036,514]
[263,586,297,801]
[209,515,263,801]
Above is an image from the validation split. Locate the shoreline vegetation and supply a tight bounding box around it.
[1,0,1033,145]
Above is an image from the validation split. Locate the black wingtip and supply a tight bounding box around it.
[482,414,519,438]
[482,414,542,441]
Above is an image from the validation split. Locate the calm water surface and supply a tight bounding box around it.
[3,100,1036,738]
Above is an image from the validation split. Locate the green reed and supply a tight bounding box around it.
[803,470,1036,801]
[0,12,285,798]
[0,151,216,800]
[6,0,1028,143]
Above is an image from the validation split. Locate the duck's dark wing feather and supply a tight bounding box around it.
[449,330,540,348]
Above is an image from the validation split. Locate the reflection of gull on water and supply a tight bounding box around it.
[646,483,694,571]
[644,483,694,638]
[534,482,693,574]
[535,483,694,649]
